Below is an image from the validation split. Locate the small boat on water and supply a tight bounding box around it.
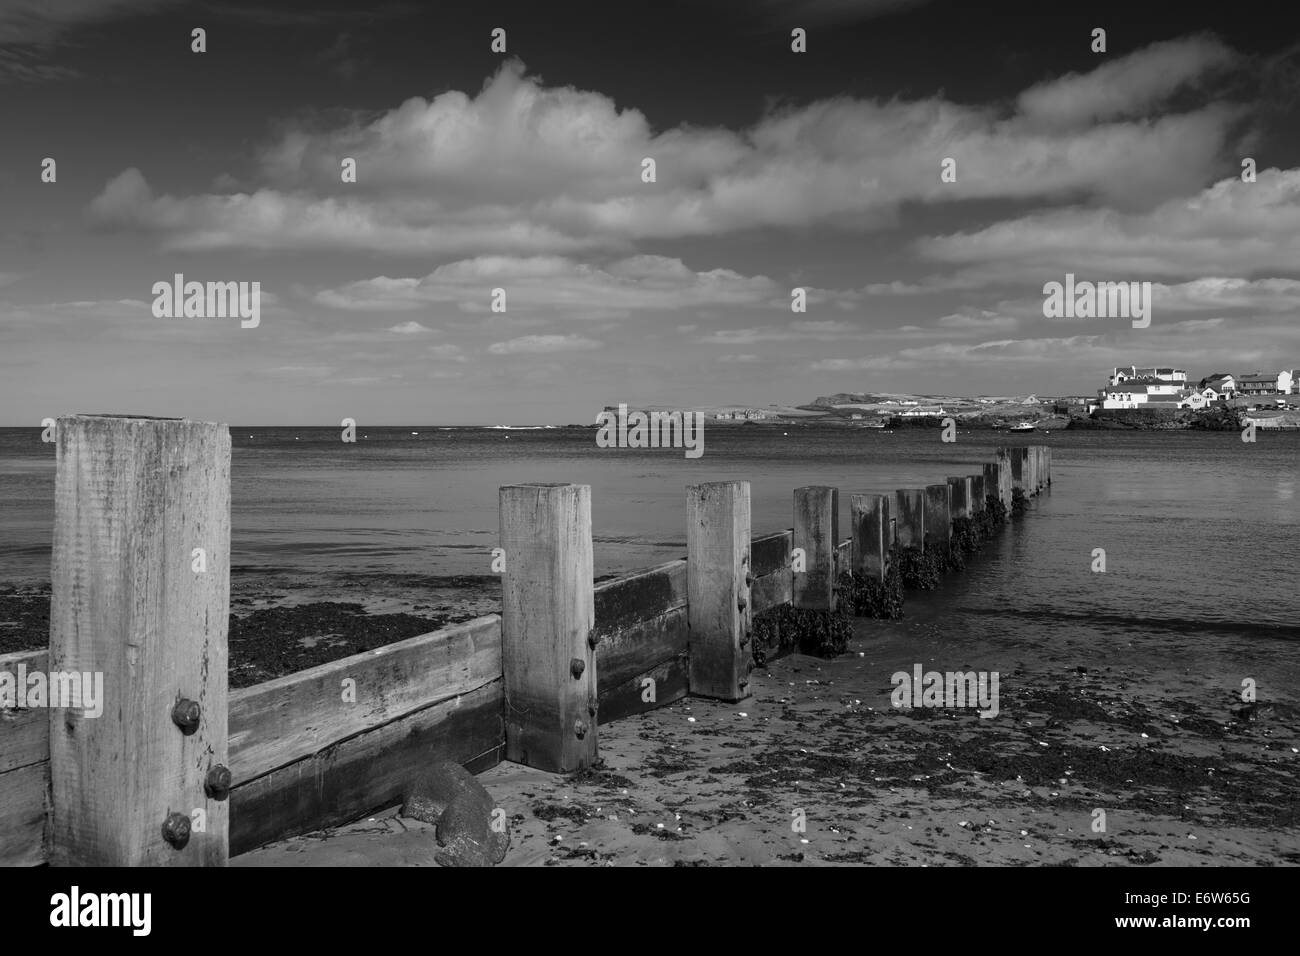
[861,420,887,429]
[1009,421,1036,432]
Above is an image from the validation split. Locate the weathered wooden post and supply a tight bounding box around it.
[850,493,890,582]
[946,476,971,520]
[793,486,839,611]
[1005,447,1029,495]
[924,483,952,549]
[970,474,986,513]
[1028,447,1040,494]
[894,488,925,548]
[1044,445,1052,486]
[687,481,752,702]
[501,482,597,773]
[49,415,231,866]
[993,452,1014,506]
[982,462,998,509]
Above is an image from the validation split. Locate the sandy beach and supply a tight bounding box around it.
[237,611,1300,867]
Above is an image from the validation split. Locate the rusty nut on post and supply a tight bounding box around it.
[574,719,589,740]
[745,572,754,587]
[587,630,600,650]
[161,812,191,850]
[171,698,201,736]
[205,764,233,801]
[570,657,586,679]
[737,596,747,612]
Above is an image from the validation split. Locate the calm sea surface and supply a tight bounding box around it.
[2,425,1298,647]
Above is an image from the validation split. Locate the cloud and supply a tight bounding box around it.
[1153,277,1300,313]
[86,167,603,255]
[86,43,1251,254]
[699,321,866,345]
[717,353,760,363]
[0,47,78,82]
[936,310,1018,331]
[387,320,433,334]
[315,255,780,315]
[488,334,602,354]
[812,335,1112,371]
[0,0,182,44]
[1017,36,1240,129]
[917,168,1300,282]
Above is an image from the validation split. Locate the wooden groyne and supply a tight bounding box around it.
[0,415,1051,865]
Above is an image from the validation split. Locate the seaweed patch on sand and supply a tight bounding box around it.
[0,584,50,655]
[228,602,478,688]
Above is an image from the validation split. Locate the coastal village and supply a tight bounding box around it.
[622,362,1300,431]
[1095,365,1299,414]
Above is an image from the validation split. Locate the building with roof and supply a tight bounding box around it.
[1199,372,1236,394]
[1237,371,1293,396]
[1108,366,1187,387]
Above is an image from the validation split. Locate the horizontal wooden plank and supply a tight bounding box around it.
[593,559,687,637]
[0,761,47,867]
[751,529,792,577]
[229,615,502,784]
[751,568,792,615]
[0,649,49,774]
[230,679,504,855]
[595,605,687,692]
[598,655,689,724]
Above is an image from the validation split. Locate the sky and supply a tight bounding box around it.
[1,0,1298,424]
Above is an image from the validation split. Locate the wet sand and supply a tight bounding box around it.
[237,613,1300,867]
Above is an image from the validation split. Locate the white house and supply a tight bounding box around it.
[1200,373,1235,394]
[1100,385,1152,409]
[1109,366,1187,387]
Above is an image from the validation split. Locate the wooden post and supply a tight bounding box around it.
[984,460,1009,509]
[1028,447,1040,494]
[982,462,998,509]
[850,493,890,582]
[500,483,597,773]
[894,488,924,548]
[993,452,1013,506]
[686,482,752,702]
[924,483,951,548]
[970,474,986,513]
[49,415,230,866]
[1004,447,1028,494]
[946,476,971,520]
[793,486,839,611]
